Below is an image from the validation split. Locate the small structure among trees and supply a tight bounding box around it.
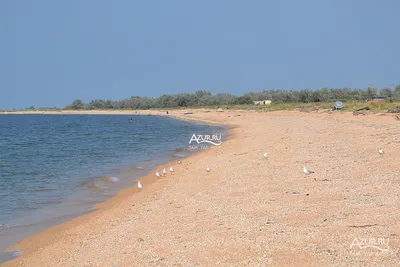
[254,100,272,105]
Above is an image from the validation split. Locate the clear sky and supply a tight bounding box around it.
[1,0,399,109]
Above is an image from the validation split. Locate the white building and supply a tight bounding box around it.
[254,100,272,105]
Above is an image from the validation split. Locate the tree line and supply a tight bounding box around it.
[65,86,400,110]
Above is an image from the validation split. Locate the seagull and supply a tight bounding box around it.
[178,160,182,164]
[137,181,142,189]
[378,148,384,155]
[156,171,161,177]
[264,152,268,159]
[162,168,167,175]
[206,167,211,172]
[303,165,314,174]
[169,167,174,172]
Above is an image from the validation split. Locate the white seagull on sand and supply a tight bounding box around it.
[162,168,167,175]
[303,165,314,174]
[169,167,174,172]
[156,171,161,177]
[378,148,384,155]
[206,167,211,172]
[264,152,268,159]
[178,160,182,164]
[137,181,142,189]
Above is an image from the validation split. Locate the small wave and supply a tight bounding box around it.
[98,176,110,182]
[127,166,145,171]
[119,166,146,173]
[97,176,119,183]
[108,177,119,183]
[174,147,187,152]
[0,224,9,232]
[172,153,187,158]
[87,183,107,191]
[30,188,57,193]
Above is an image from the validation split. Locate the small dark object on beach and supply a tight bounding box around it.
[353,110,374,116]
[184,112,193,115]
[300,106,319,112]
[355,106,371,111]
[166,111,169,114]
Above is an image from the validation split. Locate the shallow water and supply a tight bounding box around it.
[0,114,227,264]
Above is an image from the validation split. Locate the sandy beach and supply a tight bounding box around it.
[2,109,400,266]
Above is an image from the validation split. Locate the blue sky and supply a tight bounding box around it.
[0,0,399,109]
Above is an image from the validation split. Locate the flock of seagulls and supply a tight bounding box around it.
[137,147,385,189]
[136,159,211,189]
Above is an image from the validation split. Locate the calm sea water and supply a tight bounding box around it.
[0,114,227,263]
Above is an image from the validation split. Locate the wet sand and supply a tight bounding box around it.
[2,109,400,266]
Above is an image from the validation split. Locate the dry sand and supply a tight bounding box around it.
[2,109,400,267]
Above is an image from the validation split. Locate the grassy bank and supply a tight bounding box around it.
[3,100,400,113]
[152,100,400,112]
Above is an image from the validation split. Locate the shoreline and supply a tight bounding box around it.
[2,109,399,266]
[1,110,233,266]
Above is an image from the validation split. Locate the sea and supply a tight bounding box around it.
[0,114,227,264]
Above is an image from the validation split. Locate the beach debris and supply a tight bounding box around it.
[162,168,167,175]
[378,147,384,155]
[206,167,211,172]
[169,167,174,172]
[355,106,371,111]
[300,106,319,112]
[349,224,378,228]
[387,106,400,113]
[216,108,224,112]
[178,160,182,164]
[156,171,161,177]
[353,110,375,116]
[303,165,314,174]
[184,112,193,115]
[263,152,268,159]
[396,113,400,120]
[137,181,142,189]
[108,176,119,183]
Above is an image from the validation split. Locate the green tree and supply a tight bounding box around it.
[380,87,393,98]
[299,89,313,103]
[88,99,107,110]
[66,99,85,110]
[362,87,378,100]
[233,95,252,105]
[215,93,236,105]
[395,84,400,93]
